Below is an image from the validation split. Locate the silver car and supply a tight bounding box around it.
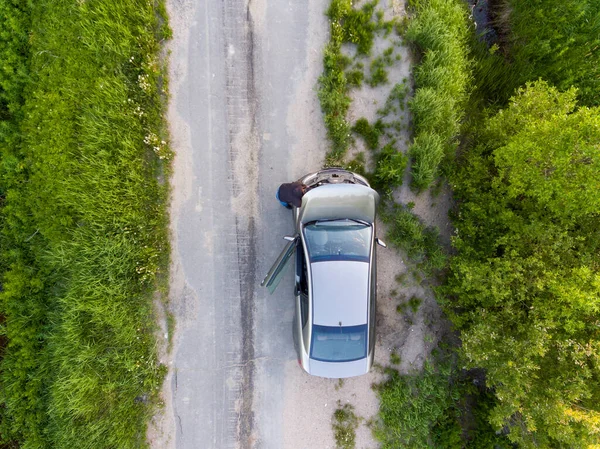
[262,169,385,378]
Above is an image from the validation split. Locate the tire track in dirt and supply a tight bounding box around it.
[223,0,260,446]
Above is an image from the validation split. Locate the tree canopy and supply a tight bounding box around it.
[446,81,600,447]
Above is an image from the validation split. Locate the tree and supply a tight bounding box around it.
[446,81,600,447]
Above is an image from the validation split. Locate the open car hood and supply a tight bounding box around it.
[298,184,379,224]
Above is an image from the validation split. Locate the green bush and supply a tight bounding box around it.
[373,361,457,448]
[374,142,407,189]
[373,359,513,448]
[382,204,447,274]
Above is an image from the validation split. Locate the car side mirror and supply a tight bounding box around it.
[376,238,387,248]
[283,235,295,242]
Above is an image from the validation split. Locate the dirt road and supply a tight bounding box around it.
[153,0,335,447]
[149,0,447,448]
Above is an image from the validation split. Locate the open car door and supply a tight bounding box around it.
[261,236,297,294]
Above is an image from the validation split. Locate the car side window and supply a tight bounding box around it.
[300,293,309,328]
[296,240,308,296]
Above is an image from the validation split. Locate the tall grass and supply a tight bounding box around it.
[382,204,447,275]
[372,361,458,448]
[373,360,513,448]
[0,0,171,447]
[405,0,471,191]
[485,0,600,107]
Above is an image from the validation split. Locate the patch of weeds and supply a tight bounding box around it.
[346,68,364,88]
[395,272,408,285]
[378,82,409,116]
[318,42,352,154]
[412,270,424,285]
[430,176,444,198]
[332,402,360,449]
[368,62,388,87]
[373,141,408,191]
[340,53,354,69]
[396,303,408,314]
[381,204,447,274]
[395,16,409,36]
[325,151,348,168]
[390,351,401,365]
[344,152,367,177]
[352,118,384,151]
[390,288,398,297]
[424,334,434,343]
[373,357,513,448]
[372,360,455,448]
[320,0,390,158]
[334,0,379,56]
[166,310,176,353]
[380,120,404,137]
[335,378,345,391]
[371,362,386,375]
[408,296,422,313]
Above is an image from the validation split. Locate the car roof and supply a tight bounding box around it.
[311,260,369,326]
[299,183,379,224]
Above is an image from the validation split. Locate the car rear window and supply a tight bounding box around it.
[310,324,368,362]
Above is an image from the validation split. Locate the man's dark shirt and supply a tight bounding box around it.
[279,181,305,207]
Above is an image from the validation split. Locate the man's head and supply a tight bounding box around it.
[294,184,307,196]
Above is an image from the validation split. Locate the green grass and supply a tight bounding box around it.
[408,131,444,191]
[378,81,409,116]
[332,402,360,449]
[405,0,472,192]
[0,1,171,447]
[319,0,380,157]
[373,142,408,191]
[478,0,600,107]
[372,360,457,448]
[352,117,384,151]
[367,47,396,87]
[319,0,397,160]
[373,357,513,448]
[382,204,447,274]
[408,296,422,313]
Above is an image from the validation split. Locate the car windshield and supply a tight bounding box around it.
[303,220,371,262]
[310,324,368,362]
